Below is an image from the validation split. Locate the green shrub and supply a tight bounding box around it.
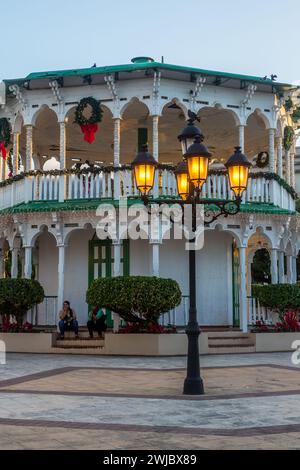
[86,276,182,324]
[252,284,300,317]
[0,279,44,322]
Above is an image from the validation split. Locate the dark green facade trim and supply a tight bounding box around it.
[0,199,296,216]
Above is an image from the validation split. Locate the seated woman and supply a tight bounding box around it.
[58,301,79,339]
[87,307,107,338]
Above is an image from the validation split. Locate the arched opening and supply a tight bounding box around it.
[65,104,113,168]
[197,107,239,163]
[246,110,269,165]
[120,99,150,164]
[251,248,271,284]
[248,231,272,286]
[32,228,58,325]
[159,100,187,164]
[34,106,60,170]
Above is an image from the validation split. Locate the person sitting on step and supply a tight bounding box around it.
[87,307,107,339]
[58,301,79,340]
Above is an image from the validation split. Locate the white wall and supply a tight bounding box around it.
[38,232,58,296]
[160,231,233,326]
[64,228,94,325]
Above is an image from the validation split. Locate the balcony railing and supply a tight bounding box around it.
[0,169,296,212]
[247,296,280,326]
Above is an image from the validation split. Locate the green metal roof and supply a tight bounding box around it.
[0,199,295,216]
[3,60,293,91]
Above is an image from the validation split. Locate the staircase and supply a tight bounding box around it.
[207,331,255,354]
[52,329,105,355]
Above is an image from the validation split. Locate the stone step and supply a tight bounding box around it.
[51,347,105,355]
[208,345,256,354]
[208,336,251,341]
[55,339,105,348]
[208,336,254,347]
[205,331,247,338]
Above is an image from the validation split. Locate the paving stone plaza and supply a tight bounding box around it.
[0,352,299,450]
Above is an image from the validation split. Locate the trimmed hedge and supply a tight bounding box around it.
[86,276,182,324]
[0,279,44,321]
[252,284,300,316]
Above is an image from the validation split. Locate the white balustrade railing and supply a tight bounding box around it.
[26,296,58,326]
[160,295,189,327]
[247,296,280,326]
[0,171,296,212]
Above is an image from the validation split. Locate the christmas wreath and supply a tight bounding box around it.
[0,118,11,160]
[74,97,103,144]
[256,151,269,168]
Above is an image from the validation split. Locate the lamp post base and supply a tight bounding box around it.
[183,376,204,395]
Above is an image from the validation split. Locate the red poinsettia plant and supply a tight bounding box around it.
[255,320,269,332]
[2,321,33,333]
[118,322,177,334]
[276,311,300,332]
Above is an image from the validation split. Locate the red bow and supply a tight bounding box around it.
[0,142,7,160]
[80,123,98,144]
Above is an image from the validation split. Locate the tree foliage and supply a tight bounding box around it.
[86,276,182,324]
[252,283,300,316]
[0,279,44,321]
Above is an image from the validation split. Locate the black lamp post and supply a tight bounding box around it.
[131,112,251,395]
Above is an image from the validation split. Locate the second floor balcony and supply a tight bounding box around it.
[0,168,296,213]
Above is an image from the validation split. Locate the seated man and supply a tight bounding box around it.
[87,307,107,338]
[58,301,79,339]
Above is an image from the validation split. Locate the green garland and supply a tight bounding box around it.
[284,98,293,112]
[74,97,103,126]
[283,126,294,151]
[0,118,11,146]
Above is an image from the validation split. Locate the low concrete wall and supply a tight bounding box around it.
[2,331,299,356]
[254,332,300,353]
[104,332,208,356]
[0,333,54,353]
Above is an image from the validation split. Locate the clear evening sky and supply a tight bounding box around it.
[1,0,299,85]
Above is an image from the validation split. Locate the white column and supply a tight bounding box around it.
[24,246,32,279]
[112,241,122,332]
[113,118,121,200]
[11,247,19,279]
[1,154,5,181]
[152,115,159,198]
[25,125,33,171]
[292,256,298,283]
[290,147,295,188]
[238,125,245,153]
[287,255,293,284]
[285,149,291,185]
[57,245,66,316]
[239,246,248,332]
[268,128,275,173]
[151,242,160,277]
[271,249,279,284]
[59,121,66,202]
[13,132,20,175]
[278,251,285,283]
[0,247,5,278]
[113,242,121,277]
[277,137,283,178]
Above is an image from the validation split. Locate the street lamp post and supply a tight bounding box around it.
[131,112,251,395]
